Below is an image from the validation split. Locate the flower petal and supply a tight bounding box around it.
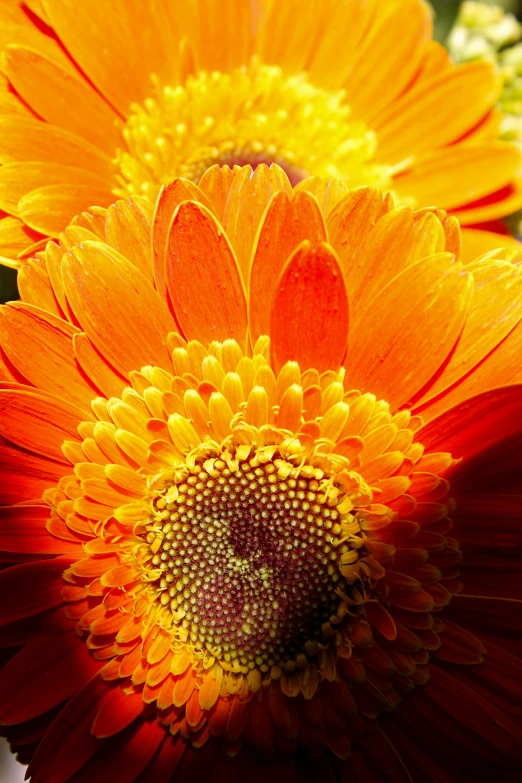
[62,241,175,375]
[418,384,522,462]
[165,200,248,348]
[0,505,83,555]
[27,675,110,783]
[249,189,326,344]
[0,302,97,409]
[460,227,522,264]
[0,215,42,266]
[16,254,61,316]
[19,184,115,237]
[270,241,348,374]
[0,438,68,503]
[222,164,292,279]
[344,0,432,122]
[0,558,71,626]
[41,0,178,115]
[0,386,87,461]
[415,258,522,410]
[151,179,214,302]
[393,143,521,212]
[91,687,145,739]
[345,254,472,409]
[0,116,116,180]
[3,44,121,155]
[0,630,102,725]
[375,62,501,164]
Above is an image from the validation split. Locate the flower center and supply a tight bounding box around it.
[115,61,392,200]
[143,443,365,674]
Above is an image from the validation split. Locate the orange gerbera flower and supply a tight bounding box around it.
[0,164,522,782]
[0,0,521,268]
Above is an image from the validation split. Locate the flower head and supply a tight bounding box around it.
[1,164,522,781]
[0,0,521,267]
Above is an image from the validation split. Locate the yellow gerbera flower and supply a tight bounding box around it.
[1,165,522,781]
[0,0,521,267]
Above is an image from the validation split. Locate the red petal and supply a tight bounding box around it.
[434,620,485,664]
[270,241,348,374]
[28,674,112,783]
[70,716,166,783]
[0,557,71,624]
[92,685,145,738]
[0,630,102,724]
[418,384,522,462]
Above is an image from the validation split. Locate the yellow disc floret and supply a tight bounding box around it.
[142,439,367,677]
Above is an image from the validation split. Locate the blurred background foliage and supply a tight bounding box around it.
[1,0,522,306]
[433,0,465,39]
[432,0,520,40]
[0,265,18,305]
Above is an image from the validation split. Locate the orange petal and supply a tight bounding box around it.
[345,254,473,410]
[270,241,348,374]
[182,0,253,72]
[173,668,197,708]
[343,0,432,123]
[151,179,214,302]
[417,315,522,425]
[0,215,42,266]
[222,164,292,279]
[249,189,326,344]
[344,207,447,325]
[73,333,127,399]
[165,201,247,347]
[0,302,97,409]
[0,438,68,503]
[374,62,500,164]
[0,14,75,71]
[306,0,380,90]
[460,227,522,264]
[0,116,116,181]
[198,164,237,223]
[104,197,155,280]
[0,387,87,461]
[0,162,112,219]
[327,186,391,280]
[0,505,82,555]
[41,0,179,115]
[0,72,33,118]
[3,45,121,155]
[198,664,223,711]
[17,255,62,317]
[259,0,337,73]
[62,241,175,376]
[294,177,349,216]
[100,564,140,588]
[19,184,114,237]
[415,258,522,408]
[393,143,520,212]
[452,181,522,225]
[0,630,101,725]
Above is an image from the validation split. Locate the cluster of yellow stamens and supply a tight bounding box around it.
[116,61,391,199]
